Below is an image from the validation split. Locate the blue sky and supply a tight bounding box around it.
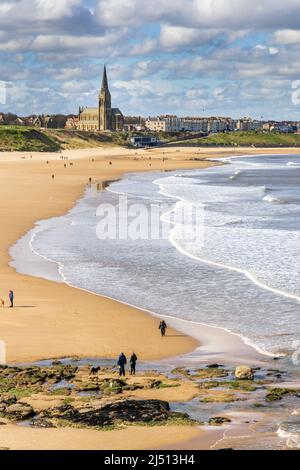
[1,0,300,119]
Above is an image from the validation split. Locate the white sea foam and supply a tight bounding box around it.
[263,194,283,204]
[277,421,300,449]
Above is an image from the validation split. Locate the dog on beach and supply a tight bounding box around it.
[90,366,100,376]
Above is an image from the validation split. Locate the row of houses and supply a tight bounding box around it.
[145,115,300,134]
[0,113,78,129]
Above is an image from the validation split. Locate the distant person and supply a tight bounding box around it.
[117,352,127,377]
[159,320,167,337]
[130,353,138,375]
[1,299,4,307]
[9,290,14,308]
[52,174,55,180]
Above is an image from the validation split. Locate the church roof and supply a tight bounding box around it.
[80,107,98,114]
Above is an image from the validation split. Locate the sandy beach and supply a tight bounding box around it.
[1,144,300,450]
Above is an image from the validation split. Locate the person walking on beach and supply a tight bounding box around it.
[9,290,14,308]
[130,352,138,375]
[159,320,167,337]
[117,352,127,377]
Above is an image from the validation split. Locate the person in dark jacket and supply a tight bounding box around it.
[117,352,127,376]
[9,290,14,308]
[159,320,167,337]
[130,353,138,375]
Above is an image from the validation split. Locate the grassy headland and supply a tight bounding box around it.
[173,131,300,147]
[0,126,131,152]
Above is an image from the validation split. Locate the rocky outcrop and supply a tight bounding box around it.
[0,394,17,405]
[41,399,171,427]
[235,366,254,381]
[3,403,34,421]
[266,388,300,402]
[208,417,232,426]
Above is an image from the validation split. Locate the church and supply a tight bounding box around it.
[76,66,124,132]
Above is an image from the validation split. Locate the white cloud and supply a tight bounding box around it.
[160,26,220,50]
[275,29,300,44]
[95,0,300,29]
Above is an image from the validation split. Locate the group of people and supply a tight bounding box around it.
[117,352,137,377]
[116,320,168,376]
[0,290,14,308]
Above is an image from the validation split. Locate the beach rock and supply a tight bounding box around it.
[4,403,34,421]
[0,394,17,405]
[52,360,62,366]
[99,379,126,394]
[235,366,254,381]
[207,364,224,369]
[41,399,171,427]
[30,418,56,428]
[208,417,232,426]
[149,380,163,389]
[76,382,100,392]
[266,388,300,402]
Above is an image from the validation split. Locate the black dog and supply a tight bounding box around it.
[90,366,100,376]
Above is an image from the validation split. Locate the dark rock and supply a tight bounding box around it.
[208,417,232,426]
[207,364,224,369]
[41,399,171,427]
[150,380,162,389]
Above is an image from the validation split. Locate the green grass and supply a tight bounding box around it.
[175,131,300,147]
[0,126,131,152]
[0,126,61,152]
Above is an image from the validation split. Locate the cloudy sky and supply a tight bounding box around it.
[1,0,300,119]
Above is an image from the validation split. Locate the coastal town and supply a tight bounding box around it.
[1,66,300,138]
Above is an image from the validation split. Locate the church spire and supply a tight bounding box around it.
[101,65,109,90]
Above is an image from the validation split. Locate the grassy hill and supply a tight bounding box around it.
[0,126,61,152]
[0,126,130,152]
[173,131,300,147]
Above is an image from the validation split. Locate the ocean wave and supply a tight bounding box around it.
[229,169,242,180]
[287,162,300,167]
[277,420,300,449]
[263,194,284,204]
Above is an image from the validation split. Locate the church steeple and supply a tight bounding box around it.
[99,65,111,131]
[101,65,109,90]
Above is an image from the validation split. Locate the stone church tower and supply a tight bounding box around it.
[99,65,112,131]
[77,65,124,132]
